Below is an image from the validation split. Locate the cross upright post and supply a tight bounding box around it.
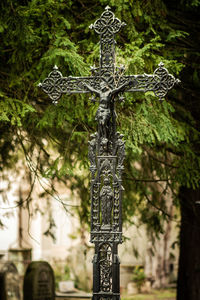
[38,6,179,300]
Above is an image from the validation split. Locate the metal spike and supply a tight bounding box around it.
[158,62,164,67]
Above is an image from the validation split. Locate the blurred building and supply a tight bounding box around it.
[0,168,179,290]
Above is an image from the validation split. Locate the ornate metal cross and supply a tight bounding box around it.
[38,6,179,300]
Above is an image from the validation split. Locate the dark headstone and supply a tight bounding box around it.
[0,261,21,300]
[23,261,55,300]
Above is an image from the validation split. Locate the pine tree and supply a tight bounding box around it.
[0,1,200,297]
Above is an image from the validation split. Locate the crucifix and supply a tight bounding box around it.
[38,6,179,300]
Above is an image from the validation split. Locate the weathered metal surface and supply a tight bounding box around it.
[38,6,179,300]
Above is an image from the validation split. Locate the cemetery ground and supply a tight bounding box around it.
[121,289,176,300]
[55,289,176,300]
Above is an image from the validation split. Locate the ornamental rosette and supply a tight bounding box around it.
[89,6,126,35]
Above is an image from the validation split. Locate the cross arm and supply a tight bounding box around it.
[82,82,99,95]
[118,62,180,100]
[38,65,99,104]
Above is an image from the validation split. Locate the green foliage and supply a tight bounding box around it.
[122,288,176,299]
[132,266,146,292]
[0,0,200,241]
[53,261,71,289]
[0,93,35,126]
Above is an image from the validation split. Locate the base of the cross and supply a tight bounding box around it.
[92,294,120,300]
[92,242,120,300]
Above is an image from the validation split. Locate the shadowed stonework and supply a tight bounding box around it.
[0,262,20,300]
[23,261,55,300]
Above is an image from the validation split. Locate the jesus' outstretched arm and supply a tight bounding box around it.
[83,82,99,95]
[110,79,135,96]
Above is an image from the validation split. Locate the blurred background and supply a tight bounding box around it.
[0,1,200,299]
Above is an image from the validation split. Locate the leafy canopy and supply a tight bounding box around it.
[0,0,200,234]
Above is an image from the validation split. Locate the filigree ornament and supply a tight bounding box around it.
[99,243,112,292]
[116,62,180,101]
[89,6,126,36]
[91,182,100,234]
[38,66,102,103]
[100,158,112,178]
[90,232,122,243]
[152,62,180,100]
[38,66,63,103]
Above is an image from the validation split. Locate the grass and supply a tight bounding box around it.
[121,288,176,300]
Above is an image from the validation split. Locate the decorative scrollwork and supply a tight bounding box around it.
[38,66,101,103]
[113,183,120,227]
[118,62,180,100]
[90,232,122,243]
[38,66,63,103]
[91,183,99,231]
[99,243,112,292]
[152,62,180,99]
[89,6,126,36]
[90,6,125,75]
[99,158,112,178]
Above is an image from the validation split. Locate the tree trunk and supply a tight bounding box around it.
[177,187,200,300]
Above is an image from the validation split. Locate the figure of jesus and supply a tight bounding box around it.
[83,80,133,138]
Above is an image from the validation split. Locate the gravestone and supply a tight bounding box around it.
[0,261,21,300]
[8,248,32,276]
[23,261,55,300]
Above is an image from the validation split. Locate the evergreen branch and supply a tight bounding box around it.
[144,193,173,220]
[125,176,169,183]
[144,147,179,168]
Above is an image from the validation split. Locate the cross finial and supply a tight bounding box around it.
[105,5,111,10]
[89,6,125,35]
